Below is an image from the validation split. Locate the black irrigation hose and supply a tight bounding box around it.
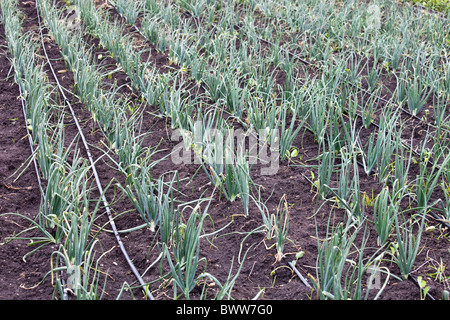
[35,0,154,300]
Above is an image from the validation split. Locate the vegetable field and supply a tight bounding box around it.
[0,0,449,300]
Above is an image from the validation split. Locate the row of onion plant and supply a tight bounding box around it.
[65,0,450,299]
[173,0,450,299]
[0,0,107,299]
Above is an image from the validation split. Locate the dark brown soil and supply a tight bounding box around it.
[1,0,449,302]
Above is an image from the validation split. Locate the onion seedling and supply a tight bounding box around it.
[415,136,450,211]
[163,204,209,300]
[314,215,358,300]
[391,137,413,194]
[439,181,450,222]
[274,194,289,262]
[335,147,352,208]
[279,107,307,161]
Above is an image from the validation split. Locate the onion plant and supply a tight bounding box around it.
[189,51,207,87]
[431,94,448,139]
[40,145,86,233]
[273,194,289,262]
[439,180,450,222]
[42,150,104,299]
[316,147,335,201]
[224,76,248,120]
[395,65,409,106]
[364,131,383,176]
[406,69,433,116]
[393,207,426,280]
[140,13,160,46]
[251,186,276,241]
[3,28,51,144]
[387,39,405,71]
[104,105,140,153]
[390,134,414,194]
[223,151,251,215]
[348,154,365,221]
[163,205,209,299]
[326,152,366,223]
[51,183,105,300]
[159,76,190,125]
[53,240,104,300]
[246,97,279,137]
[193,108,225,181]
[203,69,227,103]
[159,195,178,246]
[366,62,382,92]
[377,133,397,185]
[34,124,55,180]
[115,129,147,176]
[20,64,50,143]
